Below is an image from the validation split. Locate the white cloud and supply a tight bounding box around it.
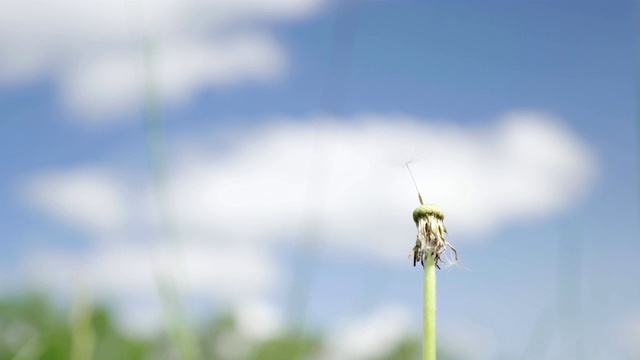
[323,311,496,360]
[24,167,132,235]
[618,313,640,357]
[234,300,285,342]
[164,111,595,261]
[21,240,281,337]
[321,309,497,360]
[59,34,286,122]
[23,112,596,263]
[439,319,497,360]
[321,305,415,360]
[25,242,280,302]
[0,0,325,122]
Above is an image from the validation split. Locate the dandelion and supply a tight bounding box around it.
[409,203,457,269]
[404,163,458,360]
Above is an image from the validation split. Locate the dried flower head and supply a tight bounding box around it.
[409,204,457,268]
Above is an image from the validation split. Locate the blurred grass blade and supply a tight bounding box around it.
[70,286,95,360]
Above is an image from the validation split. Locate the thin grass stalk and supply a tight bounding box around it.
[70,286,95,360]
[141,32,200,360]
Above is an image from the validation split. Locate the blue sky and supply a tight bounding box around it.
[1,1,639,359]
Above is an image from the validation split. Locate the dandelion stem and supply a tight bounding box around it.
[423,255,436,360]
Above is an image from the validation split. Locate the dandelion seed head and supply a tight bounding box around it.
[409,203,458,269]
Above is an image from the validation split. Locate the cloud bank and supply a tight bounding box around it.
[25,111,595,258]
[322,305,415,360]
[20,111,596,335]
[0,0,326,123]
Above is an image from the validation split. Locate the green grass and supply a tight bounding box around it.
[0,293,445,360]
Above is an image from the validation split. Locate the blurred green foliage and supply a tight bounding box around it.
[0,294,469,360]
[0,294,153,360]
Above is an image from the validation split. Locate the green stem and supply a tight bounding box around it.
[423,256,436,360]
